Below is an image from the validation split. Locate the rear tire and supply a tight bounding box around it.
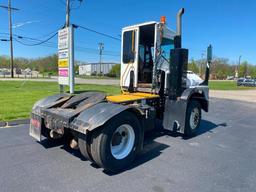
[184,100,201,137]
[78,138,94,162]
[90,111,142,173]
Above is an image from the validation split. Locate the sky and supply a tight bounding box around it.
[0,0,256,64]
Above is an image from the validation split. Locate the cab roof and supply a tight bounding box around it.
[122,21,157,31]
[122,21,176,39]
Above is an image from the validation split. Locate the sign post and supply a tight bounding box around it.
[58,26,75,93]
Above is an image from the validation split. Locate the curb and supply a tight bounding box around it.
[0,118,30,127]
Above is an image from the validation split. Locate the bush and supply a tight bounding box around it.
[108,64,120,77]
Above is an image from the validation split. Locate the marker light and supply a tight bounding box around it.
[160,16,166,24]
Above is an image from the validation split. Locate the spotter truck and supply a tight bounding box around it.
[30,8,212,172]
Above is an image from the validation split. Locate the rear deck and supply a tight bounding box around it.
[106,92,159,103]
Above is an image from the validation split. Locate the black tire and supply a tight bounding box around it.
[90,111,142,173]
[78,138,94,162]
[184,100,201,137]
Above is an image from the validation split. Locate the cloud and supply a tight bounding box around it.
[12,20,40,29]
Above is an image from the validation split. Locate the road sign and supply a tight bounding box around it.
[58,59,69,68]
[58,28,69,50]
[57,26,74,90]
[59,68,69,76]
[58,49,68,59]
[58,28,69,86]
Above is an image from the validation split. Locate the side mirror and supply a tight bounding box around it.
[207,44,212,63]
[200,44,212,86]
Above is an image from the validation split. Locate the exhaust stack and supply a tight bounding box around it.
[176,8,185,36]
[175,8,185,48]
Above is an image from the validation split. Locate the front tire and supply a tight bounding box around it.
[90,111,142,172]
[184,100,201,137]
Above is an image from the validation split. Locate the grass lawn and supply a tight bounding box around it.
[76,75,119,80]
[209,80,256,90]
[0,81,120,121]
[0,80,255,121]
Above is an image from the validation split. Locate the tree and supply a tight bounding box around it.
[188,59,199,74]
[239,62,248,77]
[108,64,120,77]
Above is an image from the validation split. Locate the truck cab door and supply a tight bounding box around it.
[120,28,139,90]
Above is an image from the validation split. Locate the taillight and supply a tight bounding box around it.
[31,118,40,128]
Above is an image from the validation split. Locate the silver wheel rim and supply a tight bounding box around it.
[110,124,135,160]
[190,108,200,130]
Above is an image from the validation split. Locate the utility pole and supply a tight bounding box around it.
[0,1,19,78]
[65,0,70,27]
[59,0,71,93]
[237,55,242,78]
[98,42,104,76]
[8,0,14,78]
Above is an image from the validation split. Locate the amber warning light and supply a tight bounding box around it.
[160,16,166,24]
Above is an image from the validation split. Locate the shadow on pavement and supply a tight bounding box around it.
[103,130,170,175]
[197,119,227,136]
[164,119,227,140]
[39,119,226,175]
[39,138,66,149]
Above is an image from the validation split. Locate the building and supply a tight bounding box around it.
[79,62,119,75]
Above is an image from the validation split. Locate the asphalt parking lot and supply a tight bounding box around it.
[0,98,255,192]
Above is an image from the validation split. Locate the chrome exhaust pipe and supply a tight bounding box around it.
[50,128,64,139]
[175,8,185,48]
[176,8,185,36]
[70,138,78,149]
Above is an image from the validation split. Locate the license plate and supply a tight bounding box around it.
[29,114,42,141]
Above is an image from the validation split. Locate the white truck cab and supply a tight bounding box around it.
[120,20,176,92]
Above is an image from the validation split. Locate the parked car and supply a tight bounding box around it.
[226,76,234,80]
[237,78,245,86]
[243,79,256,87]
[186,70,203,86]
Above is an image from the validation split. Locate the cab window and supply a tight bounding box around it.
[122,30,135,63]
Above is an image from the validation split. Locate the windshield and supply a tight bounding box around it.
[161,38,174,61]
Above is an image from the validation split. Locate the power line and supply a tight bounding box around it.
[0,32,57,48]
[0,4,19,10]
[1,24,121,57]
[37,24,65,39]
[14,32,58,46]
[74,24,121,41]
[13,35,120,57]
[1,32,120,56]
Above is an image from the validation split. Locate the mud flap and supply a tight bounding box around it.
[163,98,187,133]
[29,114,42,141]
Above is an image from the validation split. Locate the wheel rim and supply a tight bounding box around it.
[189,108,200,130]
[110,124,135,160]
